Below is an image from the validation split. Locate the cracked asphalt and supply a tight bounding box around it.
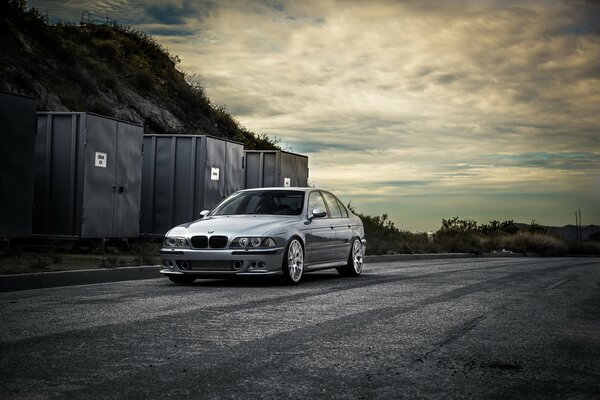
[1,257,599,399]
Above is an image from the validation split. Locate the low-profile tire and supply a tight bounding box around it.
[167,275,196,284]
[282,238,304,285]
[337,238,364,277]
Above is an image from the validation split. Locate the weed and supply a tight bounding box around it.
[51,253,64,264]
[106,254,119,266]
[30,257,50,270]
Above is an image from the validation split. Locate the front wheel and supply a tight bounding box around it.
[282,238,304,284]
[337,238,364,277]
[167,275,196,284]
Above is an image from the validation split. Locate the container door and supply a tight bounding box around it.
[262,152,278,186]
[225,142,244,196]
[296,156,309,187]
[139,136,154,235]
[280,152,294,187]
[81,115,117,238]
[244,152,261,189]
[0,94,36,237]
[203,138,227,209]
[112,121,143,237]
[172,136,197,226]
[33,114,82,236]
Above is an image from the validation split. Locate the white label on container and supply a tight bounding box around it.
[284,177,291,187]
[211,167,220,181]
[95,152,107,168]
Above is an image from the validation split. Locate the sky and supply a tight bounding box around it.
[29,0,600,231]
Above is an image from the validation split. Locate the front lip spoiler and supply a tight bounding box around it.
[161,250,184,255]
[160,269,282,277]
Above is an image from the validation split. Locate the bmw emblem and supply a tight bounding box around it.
[208,230,215,234]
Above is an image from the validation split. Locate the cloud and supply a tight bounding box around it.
[27,0,600,230]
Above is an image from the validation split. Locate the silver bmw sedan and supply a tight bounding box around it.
[160,187,366,285]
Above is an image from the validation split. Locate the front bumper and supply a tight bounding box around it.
[159,246,286,277]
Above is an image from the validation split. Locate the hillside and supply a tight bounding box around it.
[0,0,277,149]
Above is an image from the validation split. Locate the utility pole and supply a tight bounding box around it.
[579,208,583,242]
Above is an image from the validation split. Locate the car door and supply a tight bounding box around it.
[322,191,352,261]
[304,191,337,266]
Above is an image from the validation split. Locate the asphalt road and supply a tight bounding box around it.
[1,257,599,399]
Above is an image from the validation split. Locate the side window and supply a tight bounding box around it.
[336,198,349,218]
[322,192,342,218]
[308,191,328,217]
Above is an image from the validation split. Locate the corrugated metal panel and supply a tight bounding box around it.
[33,112,143,238]
[244,150,309,188]
[225,141,244,197]
[0,92,37,238]
[203,136,227,208]
[112,120,144,237]
[244,152,262,188]
[33,113,83,236]
[140,135,244,236]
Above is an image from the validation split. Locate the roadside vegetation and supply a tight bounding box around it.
[1,213,598,275]
[0,240,161,275]
[351,207,600,257]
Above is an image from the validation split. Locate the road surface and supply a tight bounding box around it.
[1,257,599,398]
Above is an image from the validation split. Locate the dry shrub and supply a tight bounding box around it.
[501,232,567,256]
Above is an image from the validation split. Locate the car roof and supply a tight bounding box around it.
[238,187,319,193]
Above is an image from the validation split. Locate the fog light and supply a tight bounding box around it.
[232,260,244,271]
[256,261,266,269]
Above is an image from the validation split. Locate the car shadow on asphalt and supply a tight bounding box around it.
[165,271,345,288]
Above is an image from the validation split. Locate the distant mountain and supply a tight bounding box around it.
[0,0,277,149]
[515,223,600,241]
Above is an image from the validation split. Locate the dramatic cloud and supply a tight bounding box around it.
[30,0,600,230]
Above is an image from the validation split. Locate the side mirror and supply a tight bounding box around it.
[199,210,210,219]
[309,207,327,220]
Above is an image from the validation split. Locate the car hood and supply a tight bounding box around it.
[167,215,300,237]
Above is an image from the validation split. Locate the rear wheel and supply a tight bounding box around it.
[167,275,196,284]
[337,238,363,277]
[282,238,304,284]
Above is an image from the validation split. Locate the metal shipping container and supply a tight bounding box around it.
[0,92,37,238]
[244,150,309,189]
[140,135,244,236]
[33,112,143,238]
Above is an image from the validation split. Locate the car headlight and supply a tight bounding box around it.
[164,236,188,247]
[233,237,276,248]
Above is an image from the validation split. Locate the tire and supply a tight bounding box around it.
[167,275,196,284]
[282,238,304,285]
[337,238,364,277]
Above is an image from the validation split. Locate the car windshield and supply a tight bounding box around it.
[211,190,305,216]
